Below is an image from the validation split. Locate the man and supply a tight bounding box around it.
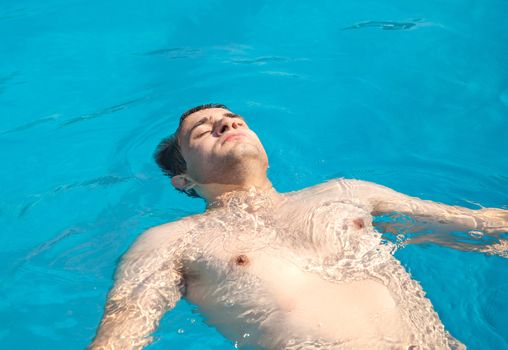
[90,104,508,349]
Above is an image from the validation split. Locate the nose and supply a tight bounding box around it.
[216,117,239,135]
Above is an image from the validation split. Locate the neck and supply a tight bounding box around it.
[200,177,279,209]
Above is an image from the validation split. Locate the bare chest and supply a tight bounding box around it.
[167,196,455,348]
[181,222,405,349]
[180,200,387,311]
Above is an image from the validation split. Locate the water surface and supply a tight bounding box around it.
[1,0,507,349]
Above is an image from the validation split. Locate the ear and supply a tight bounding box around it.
[171,174,194,191]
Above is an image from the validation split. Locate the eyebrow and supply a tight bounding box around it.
[188,113,245,135]
[223,112,245,121]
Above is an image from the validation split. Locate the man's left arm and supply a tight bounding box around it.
[336,179,508,234]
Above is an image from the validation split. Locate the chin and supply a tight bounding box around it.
[217,145,264,169]
[225,142,260,158]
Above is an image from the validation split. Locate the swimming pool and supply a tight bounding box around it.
[1,0,507,348]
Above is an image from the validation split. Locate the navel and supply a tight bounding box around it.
[233,254,250,267]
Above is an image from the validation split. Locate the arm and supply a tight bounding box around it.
[89,227,185,350]
[337,179,508,234]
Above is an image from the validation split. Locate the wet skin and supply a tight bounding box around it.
[90,108,508,349]
[90,180,465,349]
[180,185,424,349]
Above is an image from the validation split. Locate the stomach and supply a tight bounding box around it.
[184,249,412,348]
[286,278,410,343]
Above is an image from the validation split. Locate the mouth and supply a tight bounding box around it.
[221,132,247,145]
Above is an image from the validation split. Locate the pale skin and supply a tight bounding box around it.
[89,108,508,349]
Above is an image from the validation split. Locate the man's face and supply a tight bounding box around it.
[177,108,268,184]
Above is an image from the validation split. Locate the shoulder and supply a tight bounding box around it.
[287,178,361,197]
[127,215,201,256]
[305,178,382,192]
[115,217,202,281]
[285,178,382,206]
[115,216,202,279]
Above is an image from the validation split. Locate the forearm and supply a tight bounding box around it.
[89,293,167,350]
[90,315,158,350]
[90,253,183,349]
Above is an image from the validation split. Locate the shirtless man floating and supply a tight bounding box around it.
[90,104,508,350]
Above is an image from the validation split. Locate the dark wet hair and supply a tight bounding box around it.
[154,103,228,198]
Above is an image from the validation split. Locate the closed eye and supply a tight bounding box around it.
[196,129,211,138]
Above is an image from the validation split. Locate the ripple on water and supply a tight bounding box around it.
[341,19,435,31]
[18,175,133,217]
[140,47,202,59]
[59,95,153,127]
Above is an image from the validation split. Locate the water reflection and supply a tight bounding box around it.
[342,19,425,31]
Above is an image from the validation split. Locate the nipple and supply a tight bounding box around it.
[233,254,250,266]
[353,218,365,229]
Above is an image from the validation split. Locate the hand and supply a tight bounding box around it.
[477,208,508,234]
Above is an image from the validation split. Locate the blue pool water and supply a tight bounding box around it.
[1,0,508,349]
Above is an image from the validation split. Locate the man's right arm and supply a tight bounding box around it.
[334,179,508,234]
[89,225,186,350]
